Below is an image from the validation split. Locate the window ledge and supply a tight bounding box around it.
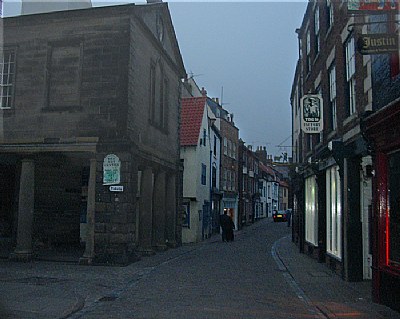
[343,113,357,126]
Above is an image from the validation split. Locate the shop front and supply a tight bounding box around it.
[364,100,400,311]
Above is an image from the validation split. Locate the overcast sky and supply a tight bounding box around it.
[168,1,307,158]
[3,0,307,158]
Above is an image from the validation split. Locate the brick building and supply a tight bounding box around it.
[291,0,372,280]
[205,95,239,229]
[291,0,400,311]
[238,142,260,227]
[0,3,186,264]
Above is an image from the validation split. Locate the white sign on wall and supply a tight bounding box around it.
[103,154,121,185]
[301,95,323,134]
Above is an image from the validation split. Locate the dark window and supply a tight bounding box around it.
[213,135,217,155]
[201,163,207,185]
[212,166,217,188]
[314,6,320,55]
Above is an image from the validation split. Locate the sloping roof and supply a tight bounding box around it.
[180,97,207,146]
[260,162,276,177]
[280,180,289,188]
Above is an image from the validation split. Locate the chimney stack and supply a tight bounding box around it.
[201,87,207,97]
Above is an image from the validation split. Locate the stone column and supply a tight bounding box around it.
[138,167,154,255]
[165,174,177,247]
[11,159,35,261]
[80,158,97,265]
[153,171,167,251]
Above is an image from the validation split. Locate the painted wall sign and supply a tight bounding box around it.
[103,154,121,185]
[301,95,323,134]
[109,185,124,192]
[357,34,399,55]
[347,0,399,11]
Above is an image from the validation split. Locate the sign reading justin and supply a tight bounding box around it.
[301,95,323,134]
[348,0,399,11]
[103,154,121,185]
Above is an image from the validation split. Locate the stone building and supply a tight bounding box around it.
[0,2,186,264]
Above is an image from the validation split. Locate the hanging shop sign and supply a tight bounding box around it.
[103,154,121,185]
[347,0,399,12]
[357,34,399,55]
[301,95,323,134]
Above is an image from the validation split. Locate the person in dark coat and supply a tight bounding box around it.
[220,211,235,242]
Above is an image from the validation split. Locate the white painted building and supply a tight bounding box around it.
[180,96,212,243]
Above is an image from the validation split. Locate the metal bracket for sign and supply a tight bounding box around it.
[347,20,400,32]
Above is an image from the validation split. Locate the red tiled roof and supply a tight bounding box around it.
[180,97,207,146]
[280,180,289,188]
[260,162,276,176]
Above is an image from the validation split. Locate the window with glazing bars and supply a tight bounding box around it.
[0,50,15,109]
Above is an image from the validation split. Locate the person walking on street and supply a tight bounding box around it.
[286,209,292,227]
[220,211,235,242]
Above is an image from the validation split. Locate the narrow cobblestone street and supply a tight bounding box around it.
[1,218,399,319]
[69,220,307,319]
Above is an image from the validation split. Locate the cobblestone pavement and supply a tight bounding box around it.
[1,218,399,319]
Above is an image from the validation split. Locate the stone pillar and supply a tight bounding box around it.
[153,171,167,251]
[11,159,35,261]
[138,167,154,255]
[165,174,177,247]
[80,158,97,265]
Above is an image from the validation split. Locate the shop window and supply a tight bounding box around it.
[389,151,400,267]
[326,165,342,259]
[305,175,318,246]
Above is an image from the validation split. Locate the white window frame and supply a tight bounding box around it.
[329,64,337,131]
[345,38,356,116]
[305,175,318,246]
[0,50,16,109]
[326,165,342,259]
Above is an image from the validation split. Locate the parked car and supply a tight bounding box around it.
[273,210,287,222]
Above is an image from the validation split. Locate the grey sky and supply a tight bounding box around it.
[3,0,307,157]
[168,2,307,158]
